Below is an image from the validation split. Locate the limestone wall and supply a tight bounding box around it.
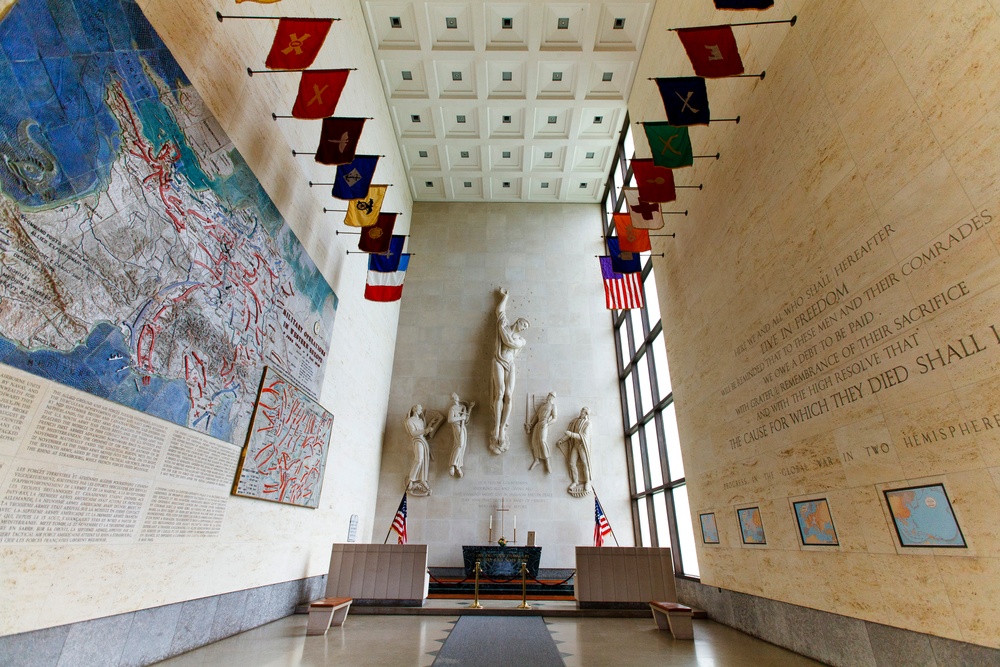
[630,0,1000,648]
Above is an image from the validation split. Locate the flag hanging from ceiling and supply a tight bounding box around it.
[594,495,614,546]
[390,493,407,544]
[714,0,774,9]
[332,155,380,200]
[613,213,652,253]
[291,69,350,119]
[315,117,366,165]
[366,236,410,302]
[655,77,710,126]
[623,188,665,231]
[343,185,387,227]
[631,159,676,203]
[607,237,641,274]
[265,18,333,70]
[599,257,643,310]
[358,213,397,253]
[643,123,693,169]
[676,25,744,78]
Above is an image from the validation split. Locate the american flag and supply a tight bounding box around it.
[391,493,407,544]
[594,496,613,547]
[599,257,644,310]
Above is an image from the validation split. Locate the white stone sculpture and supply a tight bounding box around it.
[447,393,475,478]
[525,392,557,473]
[556,407,593,497]
[489,287,529,455]
[403,404,443,496]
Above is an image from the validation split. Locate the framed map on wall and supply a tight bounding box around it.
[737,506,766,545]
[232,367,334,508]
[792,498,839,546]
[700,512,720,544]
[884,484,966,548]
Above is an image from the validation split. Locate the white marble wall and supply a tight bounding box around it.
[374,202,635,568]
[630,0,1000,649]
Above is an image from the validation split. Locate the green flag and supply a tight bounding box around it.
[643,122,693,168]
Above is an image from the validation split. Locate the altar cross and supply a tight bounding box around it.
[496,496,510,540]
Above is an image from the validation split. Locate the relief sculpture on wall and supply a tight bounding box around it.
[526,392,557,473]
[404,404,444,496]
[489,287,529,455]
[447,393,474,478]
[557,407,593,497]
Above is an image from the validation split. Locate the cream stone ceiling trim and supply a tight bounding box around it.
[362,1,655,202]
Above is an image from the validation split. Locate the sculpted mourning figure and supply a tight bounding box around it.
[447,393,475,478]
[525,392,557,473]
[404,404,443,497]
[556,407,593,497]
[489,287,529,454]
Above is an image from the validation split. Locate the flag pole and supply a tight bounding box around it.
[347,250,416,255]
[694,153,721,160]
[247,67,357,77]
[312,182,394,187]
[676,184,703,190]
[336,230,409,236]
[594,253,665,258]
[217,12,342,22]
[594,490,621,547]
[668,16,796,30]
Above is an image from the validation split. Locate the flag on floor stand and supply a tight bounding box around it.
[630,160,676,203]
[594,496,614,546]
[358,213,397,253]
[315,117,367,165]
[265,18,333,70]
[613,212,651,253]
[291,69,350,119]
[344,185,387,228]
[391,493,408,544]
[332,155,380,200]
[642,123,693,169]
[623,187,665,231]
[607,237,641,274]
[676,25,745,78]
[365,236,410,302]
[714,0,774,9]
[599,257,644,310]
[655,77,711,126]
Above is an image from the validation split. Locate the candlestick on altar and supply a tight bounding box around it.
[488,515,493,543]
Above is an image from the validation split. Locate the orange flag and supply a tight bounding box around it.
[613,213,651,253]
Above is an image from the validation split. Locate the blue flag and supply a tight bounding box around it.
[332,155,379,200]
[655,77,710,126]
[368,235,406,272]
[607,238,641,274]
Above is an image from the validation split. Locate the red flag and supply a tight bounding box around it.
[359,213,397,253]
[676,25,744,78]
[391,493,407,544]
[291,69,349,119]
[315,117,366,165]
[594,496,614,546]
[613,213,651,253]
[631,159,677,203]
[265,18,333,70]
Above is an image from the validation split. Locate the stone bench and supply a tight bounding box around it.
[649,601,694,639]
[306,597,353,636]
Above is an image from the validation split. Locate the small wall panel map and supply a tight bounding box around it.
[0,0,337,447]
[233,366,333,508]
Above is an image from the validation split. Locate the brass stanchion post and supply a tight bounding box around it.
[470,561,483,609]
[517,561,532,610]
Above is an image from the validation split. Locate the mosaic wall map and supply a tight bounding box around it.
[0,0,337,446]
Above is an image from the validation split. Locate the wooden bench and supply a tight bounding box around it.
[306,597,353,636]
[649,601,694,639]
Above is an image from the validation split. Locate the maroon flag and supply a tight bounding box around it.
[623,188,664,231]
[265,18,333,70]
[676,25,744,78]
[291,69,349,119]
[359,213,397,253]
[613,213,651,253]
[315,117,366,165]
[631,159,677,203]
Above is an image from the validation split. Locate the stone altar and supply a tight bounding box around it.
[463,546,541,578]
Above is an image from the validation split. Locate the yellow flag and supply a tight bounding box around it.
[343,185,386,228]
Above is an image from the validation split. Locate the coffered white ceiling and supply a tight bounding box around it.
[361,2,655,203]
